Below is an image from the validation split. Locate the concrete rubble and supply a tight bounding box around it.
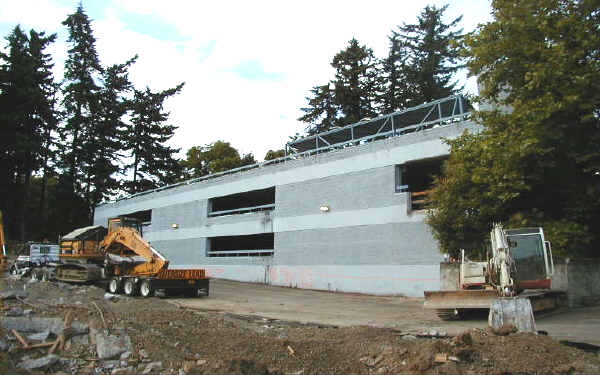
[1,316,88,335]
[96,333,133,359]
[0,289,28,300]
[17,354,60,370]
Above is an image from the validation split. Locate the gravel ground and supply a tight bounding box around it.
[1,274,599,375]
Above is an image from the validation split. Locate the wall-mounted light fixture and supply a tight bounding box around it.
[171,223,179,229]
[319,205,330,213]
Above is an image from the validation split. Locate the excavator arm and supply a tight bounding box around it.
[100,227,170,277]
[0,210,7,269]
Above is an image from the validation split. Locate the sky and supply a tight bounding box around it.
[0,0,493,160]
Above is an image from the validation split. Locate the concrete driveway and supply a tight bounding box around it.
[174,279,600,346]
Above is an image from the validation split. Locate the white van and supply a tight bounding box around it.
[29,243,59,266]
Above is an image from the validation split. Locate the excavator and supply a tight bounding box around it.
[31,216,209,297]
[0,210,7,271]
[101,217,209,297]
[424,224,562,322]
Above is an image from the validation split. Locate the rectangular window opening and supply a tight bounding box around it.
[207,233,274,257]
[208,187,275,217]
[396,157,447,210]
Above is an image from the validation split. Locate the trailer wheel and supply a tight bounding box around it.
[31,268,41,281]
[41,268,52,282]
[139,280,154,298]
[123,279,138,296]
[107,277,122,294]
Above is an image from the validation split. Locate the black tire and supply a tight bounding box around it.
[123,278,138,296]
[10,266,17,276]
[107,277,122,294]
[31,268,41,281]
[184,288,198,298]
[139,279,154,298]
[41,268,50,282]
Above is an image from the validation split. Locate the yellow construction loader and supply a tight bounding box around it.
[100,217,209,297]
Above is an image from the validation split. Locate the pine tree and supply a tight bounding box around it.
[88,56,137,214]
[393,5,464,106]
[379,33,411,113]
[28,29,60,239]
[297,84,338,134]
[0,26,58,241]
[124,84,184,194]
[60,5,104,225]
[331,39,380,125]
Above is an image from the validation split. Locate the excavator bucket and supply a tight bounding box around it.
[424,290,499,309]
[488,298,536,333]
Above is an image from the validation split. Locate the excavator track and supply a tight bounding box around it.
[435,309,462,320]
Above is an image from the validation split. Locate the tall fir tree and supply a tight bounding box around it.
[60,4,104,226]
[0,26,58,241]
[28,28,61,239]
[393,4,464,106]
[379,33,412,113]
[297,83,338,134]
[124,84,184,194]
[87,56,137,216]
[331,38,380,125]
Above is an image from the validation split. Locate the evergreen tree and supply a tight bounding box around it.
[379,33,411,113]
[393,4,464,106]
[0,26,58,241]
[331,38,380,125]
[88,56,137,214]
[427,0,600,258]
[124,84,184,194]
[60,5,103,225]
[297,84,338,134]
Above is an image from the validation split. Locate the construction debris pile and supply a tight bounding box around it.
[1,275,599,375]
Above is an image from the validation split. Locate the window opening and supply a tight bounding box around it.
[208,187,275,217]
[207,233,274,257]
[399,157,447,210]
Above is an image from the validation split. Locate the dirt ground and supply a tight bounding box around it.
[1,275,599,375]
[176,279,600,346]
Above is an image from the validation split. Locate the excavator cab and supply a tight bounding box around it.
[107,217,143,236]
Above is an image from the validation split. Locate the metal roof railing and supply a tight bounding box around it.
[99,95,472,206]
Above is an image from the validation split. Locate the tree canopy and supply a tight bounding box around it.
[427,0,600,259]
[297,5,465,134]
[182,141,256,179]
[0,5,184,242]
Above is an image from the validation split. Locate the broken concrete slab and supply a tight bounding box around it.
[0,290,28,300]
[5,306,24,316]
[1,317,88,335]
[27,330,51,341]
[96,334,132,359]
[112,366,135,375]
[70,333,90,346]
[17,354,60,370]
[142,361,163,374]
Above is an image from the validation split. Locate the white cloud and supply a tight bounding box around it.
[2,0,492,159]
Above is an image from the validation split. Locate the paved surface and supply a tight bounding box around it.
[176,279,600,346]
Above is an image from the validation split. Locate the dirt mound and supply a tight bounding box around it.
[1,276,599,374]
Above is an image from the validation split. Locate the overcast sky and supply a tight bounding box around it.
[1,0,492,160]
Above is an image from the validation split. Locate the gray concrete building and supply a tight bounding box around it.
[94,95,480,297]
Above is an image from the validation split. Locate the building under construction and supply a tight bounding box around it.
[94,95,479,296]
